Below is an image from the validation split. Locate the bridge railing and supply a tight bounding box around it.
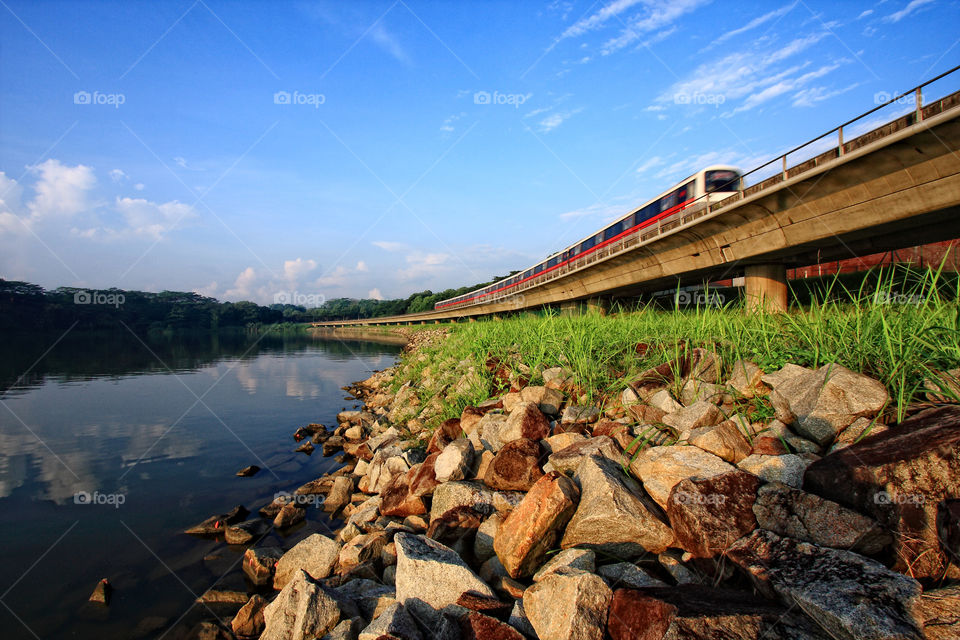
[437,65,960,314]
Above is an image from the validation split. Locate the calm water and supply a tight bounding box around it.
[0,330,403,639]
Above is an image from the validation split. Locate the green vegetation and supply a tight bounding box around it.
[391,265,960,423]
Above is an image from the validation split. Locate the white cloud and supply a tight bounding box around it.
[883,0,935,23]
[367,288,383,300]
[709,2,797,48]
[373,240,404,251]
[283,257,318,281]
[109,169,127,182]
[538,108,583,132]
[27,159,96,222]
[115,197,196,239]
[857,9,874,19]
[731,61,845,114]
[635,156,664,174]
[356,260,368,272]
[134,183,145,191]
[225,267,258,299]
[369,22,410,64]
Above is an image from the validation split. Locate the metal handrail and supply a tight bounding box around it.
[437,65,960,313]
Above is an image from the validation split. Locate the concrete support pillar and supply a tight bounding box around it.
[586,297,610,316]
[744,263,788,313]
[558,301,579,315]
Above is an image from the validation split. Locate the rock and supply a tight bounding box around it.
[728,359,766,398]
[596,562,666,589]
[492,490,524,513]
[728,530,923,640]
[484,438,544,491]
[478,412,509,452]
[367,426,400,452]
[381,468,427,518]
[658,550,703,585]
[394,533,496,627]
[358,602,421,640]
[435,438,476,483]
[274,533,340,589]
[231,594,267,638]
[261,569,341,640]
[523,570,612,640]
[688,419,752,463]
[456,592,511,616]
[737,453,812,488]
[185,505,249,535]
[225,518,269,545]
[520,385,564,416]
[494,471,579,578]
[501,402,551,443]
[803,405,960,580]
[679,379,725,406]
[430,481,494,524]
[753,482,891,554]
[322,435,346,456]
[243,546,283,586]
[322,617,363,640]
[532,548,595,582]
[343,425,363,441]
[296,441,315,455]
[829,416,888,452]
[236,465,260,477]
[368,453,410,494]
[474,450,495,483]
[771,363,889,445]
[630,445,735,509]
[428,418,463,454]
[274,503,306,529]
[474,513,503,564]
[648,389,683,414]
[627,404,668,424]
[916,585,960,640]
[547,435,626,475]
[89,578,111,605]
[409,452,441,497]
[459,612,526,640]
[461,406,486,434]
[561,455,674,557]
[502,393,523,413]
[426,505,485,556]
[338,531,388,575]
[663,401,723,438]
[925,367,960,403]
[333,579,396,621]
[543,431,588,454]
[666,470,761,559]
[607,585,827,640]
[324,476,353,513]
[561,405,600,424]
[189,622,233,639]
[762,363,813,389]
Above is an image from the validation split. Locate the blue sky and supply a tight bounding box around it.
[1,0,958,304]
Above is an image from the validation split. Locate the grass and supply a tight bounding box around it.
[390,265,960,426]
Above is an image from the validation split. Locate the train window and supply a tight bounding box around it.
[534,264,544,274]
[603,221,623,241]
[547,257,558,268]
[705,170,740,192]
[523,270,532,279]
[580,236,595,253]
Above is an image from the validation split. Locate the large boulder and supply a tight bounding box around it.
[532,548,595,583]
[803,405,960,579]
[561,455,674,557]
[430,481,495,524]
[630,445,735,509]
[381,467,428,518]
[483,438,544,491]
[666,470,761,559]
[435,438,475,483]
[547,436,626,475]
[394,533,496,628]
[770,363,888,445]
[728,530,923,640]
[242,546,283,586]
[737,453,813,488]
[324,476,354,513]
[494,472,580,578]
[231,594,268,638]
[274,534,341,589]
[523,570,612,640]
[261,569,341,640]
[753,482,891,554]
[501,402,551,443]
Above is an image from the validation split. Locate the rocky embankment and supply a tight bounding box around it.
[189,329,960,640]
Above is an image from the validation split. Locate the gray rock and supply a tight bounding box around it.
[321,617,363,640]
[596,562,667,589]
[561,405,600,424]
[663,400,723,438]
[761,363,813,389]
[429,481,494,524]
[367,426,400,452]
[561,455,674,556]
[474,513,503,564]
[358,602,421,640]
[532,548,595,582]
[648,389,683,413]
[737,454,814,488]
[728,530,923,640]
[434,439,475,483]
[753,482,891,554]
[333,579,396,623]
[508,601,538,639]
[324,476,353,513]
[547,436,626,475]
[630,445,735,509]
[224,518,269,545]
[478,412,508,452]
[659,550,704,585]
[274,534,340,589]
[523,570,612,640]
[261,569,341,640]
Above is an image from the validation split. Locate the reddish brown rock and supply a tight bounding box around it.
[751,435,790,456]
[666,470,761,558]
[459,611,526,640]
[428,418,463,454]
[803,405,960,580]
[484,438,544,492]
[409,451,441,497]
[381,467,427,518]
[455,592,512,617]
[494,472,580,578]
[461,406,486,434]
[628,404,668,424]
[426,505,484,550]
[501,402,551,443]
[342,441,373,461]
[916,585,960,640]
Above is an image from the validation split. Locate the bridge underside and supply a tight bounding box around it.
[316,107,960,327]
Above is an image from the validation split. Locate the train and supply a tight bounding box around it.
[435,165,744,310]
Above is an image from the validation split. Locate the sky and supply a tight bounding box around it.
[1,0,958,305]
